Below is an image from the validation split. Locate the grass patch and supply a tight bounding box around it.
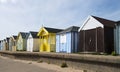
[37,60,43,63]
[91,52,102,55]
[61,62,68,68]
[28,62,32,64]
[47,61,50,64]
[16,49,26,51]
[83,70,87,72]
[50,51,55,52]
[111,51,118,56]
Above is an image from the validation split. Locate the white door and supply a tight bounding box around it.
[27,39,30,51]
[29,38,33,52]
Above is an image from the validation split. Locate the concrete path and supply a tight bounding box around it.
[0,57,56,72]
[0,56,83,72]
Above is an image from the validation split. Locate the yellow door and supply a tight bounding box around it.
[40,36,50,52]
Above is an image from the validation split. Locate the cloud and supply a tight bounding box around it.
[11,0,16,3]
[104,10,120,21]
[0,0,7,3]
[0,0,17,4]
[0,0,120,39]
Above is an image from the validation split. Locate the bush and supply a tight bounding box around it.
[83,70,87,72]
[51,51,54,52]
[92,52,101,55]
[47,61,50,64]
[61,62,68,68]
[37,60,43,63]
[28,62,32,64]
[111,51,117,56]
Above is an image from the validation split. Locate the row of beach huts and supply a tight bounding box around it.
[0,15,120,55]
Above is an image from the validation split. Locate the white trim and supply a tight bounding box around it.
[78,15,91,32]
[78,15,104,31]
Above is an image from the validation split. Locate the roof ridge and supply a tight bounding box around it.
[29,31,38,33]
[28,31,39,38]
[91,15,115,22]
[66,26,79,30]
[57,26,80,34]
[91,15,115,27]
[44,27,63,30]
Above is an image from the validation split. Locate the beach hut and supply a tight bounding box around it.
[0,40,1,50]
[56,26,80,53]
[37,27,63,52]
[9,36,17,51]
[79,15,115,54]
[9,37,12,51]
[2,39,7,51]
[114,21,120,54]
[27,31,39,52]
[0,40,4,51]
[16,32,29,51]
[6,37,10,51]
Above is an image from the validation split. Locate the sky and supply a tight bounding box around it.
[0,0,120,39]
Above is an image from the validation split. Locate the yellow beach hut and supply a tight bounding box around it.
[37,27,63,52]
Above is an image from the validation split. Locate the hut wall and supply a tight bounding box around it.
[114,24,120,54]
[79,27,104,53]
[104,26,114,54]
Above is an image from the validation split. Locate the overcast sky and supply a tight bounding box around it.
[0,0,120,39]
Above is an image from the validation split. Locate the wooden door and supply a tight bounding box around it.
[85,29,96,52]
[79,27,104,52]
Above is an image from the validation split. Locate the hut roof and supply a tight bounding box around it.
[57,26,79,34]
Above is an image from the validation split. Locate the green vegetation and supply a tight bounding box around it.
[83,70,87,72]
[16,49,26,51]
[91,52,102,55]
[37,59,43,63]
[61,62,68,68]
[47,61,50,64]
[28,62,32,64]
[51,51,54,52]
[111,51,118,56]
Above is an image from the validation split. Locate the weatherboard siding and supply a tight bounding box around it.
[56,32,79,53]
[79,16,115,54]
[0,42,1,50]
[0,41,3,50]
[71,32,78,53]
[27,34,39,52]
[38,28,56,52]
[33,39,39,52]
[114,23,120,54]
[17,35,27,51]
[23,39,27,51]
[56,32,72,53]
[67,32,72,53]
[56,35,60,52]
[17,35,22,50]
[9,38,13,51]
[49,33,56,52]
[12,40,17,51]
[3,40,7,51]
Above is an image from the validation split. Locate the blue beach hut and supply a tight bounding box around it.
[56,26,80,53]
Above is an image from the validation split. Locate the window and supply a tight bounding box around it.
[60,34,66,43]
[40,36,42,39]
